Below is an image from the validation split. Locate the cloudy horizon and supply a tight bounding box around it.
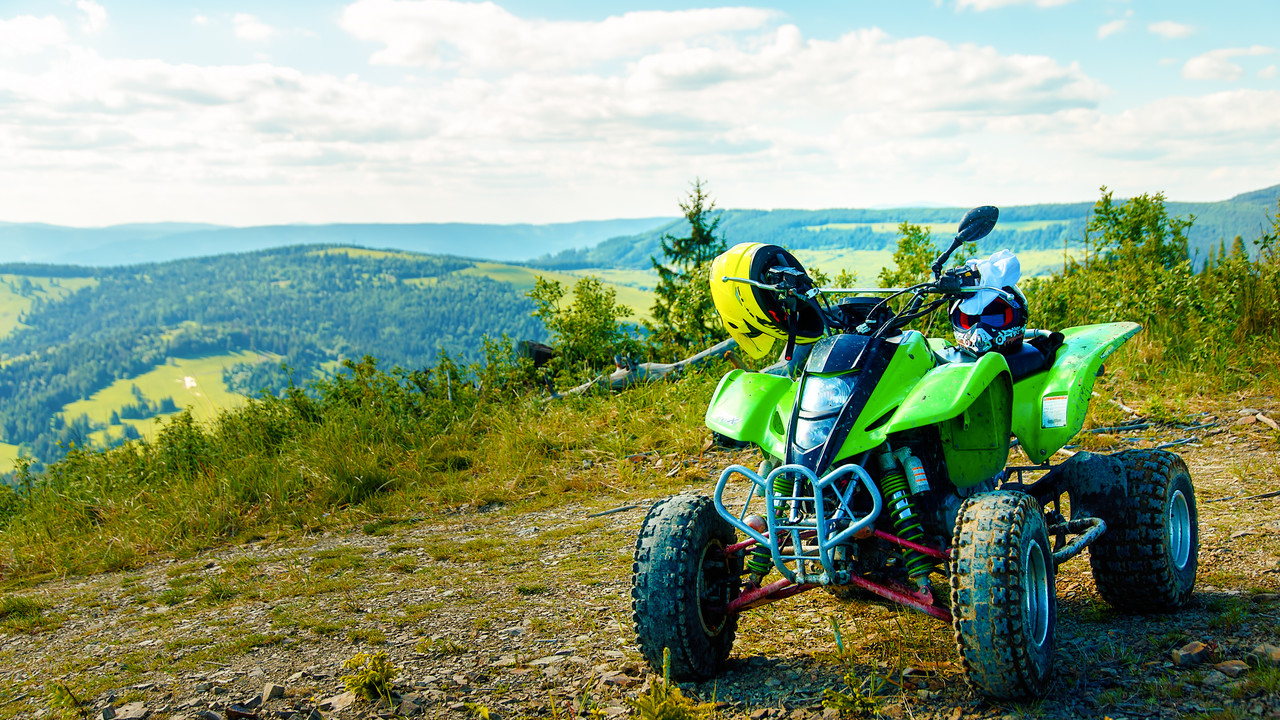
[0,0,1276,227]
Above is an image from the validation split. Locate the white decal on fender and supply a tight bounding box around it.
[1042,394,1069,429]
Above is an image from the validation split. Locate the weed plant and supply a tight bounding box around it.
[340,650,398,702]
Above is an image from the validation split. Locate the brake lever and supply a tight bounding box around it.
[721,275,781,292]
[935,266,982,296]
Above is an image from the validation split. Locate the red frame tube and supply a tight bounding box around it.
[724,530,948,563]
[842,575,952,622]
[726,579,816,613]
[723,574,951,622]
[871,530,950,561]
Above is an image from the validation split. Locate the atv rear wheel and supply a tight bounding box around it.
[950,491,1056,699]
[1089,449,1198,611]
[631,493,740,681]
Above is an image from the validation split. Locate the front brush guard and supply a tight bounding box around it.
[714,463,883,585]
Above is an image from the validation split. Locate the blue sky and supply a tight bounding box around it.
[1,0,1277,226]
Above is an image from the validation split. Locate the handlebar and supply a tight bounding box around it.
[720,274,822,299]
[720,245,1003,343]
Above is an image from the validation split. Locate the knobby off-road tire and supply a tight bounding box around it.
[631,493,740,681]
[1089,449,1198,611]
[950,491,1056,699]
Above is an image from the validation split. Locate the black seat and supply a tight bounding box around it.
[1003,343,1051,380]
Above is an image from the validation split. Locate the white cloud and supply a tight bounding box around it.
[1183,46,1275,81]
[1261,65,1277,80]
[1097,20,1125,40]
[233,13,275,41]
[77,1,107,35]
[340,0,776,69]
[955,0,1075,10]
[0,15,69,56]
[0,14,1113,224]
[192,14,209,26]
[2,2,1276,225]
[1148,21,1194,39]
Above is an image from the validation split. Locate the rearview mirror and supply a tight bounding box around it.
[930,205,1000,279]
[956,205,999,245]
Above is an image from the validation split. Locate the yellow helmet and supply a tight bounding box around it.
[709,243,825,359]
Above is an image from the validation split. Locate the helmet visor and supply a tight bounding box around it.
[954,297,1014,330]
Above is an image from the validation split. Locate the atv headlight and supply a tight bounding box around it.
[794,416,837,450]
[799,374,855,415]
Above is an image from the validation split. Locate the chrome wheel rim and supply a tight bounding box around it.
[1024,539,1050,648]
[1169,489,1192,570]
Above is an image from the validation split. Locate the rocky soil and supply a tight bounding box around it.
[3,398,1280,720]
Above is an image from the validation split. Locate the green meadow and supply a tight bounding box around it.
[36,351,275,465]
[794,247,1079,286]
[0,275,97,340]
[2,351,277,472]
[457,262,656,322]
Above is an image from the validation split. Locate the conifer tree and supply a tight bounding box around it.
[645,179,727,354]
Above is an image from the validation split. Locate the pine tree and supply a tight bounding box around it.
[646,179,727,354]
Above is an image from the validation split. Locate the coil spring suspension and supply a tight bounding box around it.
[744,472,796,578]
[879,466,934,583]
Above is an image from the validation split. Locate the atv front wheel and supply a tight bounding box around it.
[631,493,740,680]
[1089,449,1198,611]
[950,491,1056,699]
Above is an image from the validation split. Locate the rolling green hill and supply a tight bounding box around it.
[0,247,659,472]
[0,245,655,471]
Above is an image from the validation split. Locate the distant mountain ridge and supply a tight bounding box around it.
[533,184,1280,270]
[0,218,676,267]
[4,183,1276,269]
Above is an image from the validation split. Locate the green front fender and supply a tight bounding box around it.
[825,336,1012,485]
[881,351,1011,434]
[879,351,1014,487]
[1012,322,1141,463]
[705,369,794,460]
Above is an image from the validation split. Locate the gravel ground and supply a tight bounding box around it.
[3,400,1279,720]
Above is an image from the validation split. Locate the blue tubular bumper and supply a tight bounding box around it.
[713,463,883,585]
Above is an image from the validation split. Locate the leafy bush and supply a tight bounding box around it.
[529,275,640,379]
[1024,188,1280,387]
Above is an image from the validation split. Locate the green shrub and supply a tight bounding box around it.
[1024,188,1280,389]
[340,650,398,702]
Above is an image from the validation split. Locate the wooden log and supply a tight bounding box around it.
[556,337,740,397]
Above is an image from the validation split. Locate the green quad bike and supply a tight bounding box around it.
[631,206,1198,699]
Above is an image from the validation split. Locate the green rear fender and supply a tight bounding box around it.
[1012,322,1141,463]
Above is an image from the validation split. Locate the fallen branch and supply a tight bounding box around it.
[586,504,642,518]
[555,338,739,398]
[1086,423,1150,434]
[1092,391,1137,416]
[1207,489,1280,504]
[1154,437,1196,450]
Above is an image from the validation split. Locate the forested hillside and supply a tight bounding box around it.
[534,184,1280,270]
[0,246,545,467]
